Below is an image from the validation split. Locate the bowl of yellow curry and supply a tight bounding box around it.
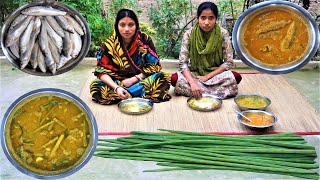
[234,94,271,111]
[1,88,98,179]
[232,1,319,74]
[237,110,278,129]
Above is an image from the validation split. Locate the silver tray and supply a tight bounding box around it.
[118,98,153,115]
[187,94,222,112]
[0,0,91,76]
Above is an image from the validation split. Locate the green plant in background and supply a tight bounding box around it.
[218,0,244,33]
[106,0,138,19]
[0,0,33,28]
[139,22,156,36]
[148,0,191,59]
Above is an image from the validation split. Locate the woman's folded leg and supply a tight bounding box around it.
[231,71,242,84]
[90,78,122,105]
[139,72,171,102]
[174,71,239,99]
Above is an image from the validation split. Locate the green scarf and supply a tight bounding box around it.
[189,23,223,76]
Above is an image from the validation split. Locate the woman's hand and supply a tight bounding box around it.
[196,75,209,82]
[122,77,136,87]
[116,87,131,99]
[190,82,202,99]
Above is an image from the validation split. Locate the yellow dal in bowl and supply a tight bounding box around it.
[236,96,270,109]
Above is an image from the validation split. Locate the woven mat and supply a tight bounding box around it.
[79,72,320,135]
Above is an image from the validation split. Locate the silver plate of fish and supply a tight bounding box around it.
[187,94,222,112]
[118,98,153,115]
[0,0,91,76]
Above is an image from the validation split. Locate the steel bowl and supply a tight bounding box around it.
[187,94,222,112]
[0,0,91,76]
[237,110,278,130]
[234,94,271,111]
[232,1,319,74]
[1,88,98,179]
[118,98,154,115]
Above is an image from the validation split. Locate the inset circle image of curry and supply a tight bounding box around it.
[1,88,98,179]
[232,1,319,74]
[0,0,91,76]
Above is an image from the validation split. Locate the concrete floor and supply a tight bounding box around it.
[284,70,320,112]
[0,59,319,179]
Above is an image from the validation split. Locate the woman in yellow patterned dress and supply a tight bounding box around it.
[90,9,171,105]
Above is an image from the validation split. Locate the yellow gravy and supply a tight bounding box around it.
[5,95,91,174]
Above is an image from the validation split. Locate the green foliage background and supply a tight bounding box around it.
[0,0,32,27]
[148,0,191,59]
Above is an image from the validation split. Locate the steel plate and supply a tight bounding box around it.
[118,98,153,115]
[187,94,222,112]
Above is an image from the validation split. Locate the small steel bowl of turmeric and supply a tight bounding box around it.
[237,110,278,129]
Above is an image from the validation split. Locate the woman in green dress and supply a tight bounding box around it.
[171,2,242,99]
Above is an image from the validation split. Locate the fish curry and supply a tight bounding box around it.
[241,9,309,66]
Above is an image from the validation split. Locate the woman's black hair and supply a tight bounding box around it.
[114,9,139,38]
[197,2,219,19]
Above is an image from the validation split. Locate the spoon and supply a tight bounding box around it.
[234,110,252,122]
